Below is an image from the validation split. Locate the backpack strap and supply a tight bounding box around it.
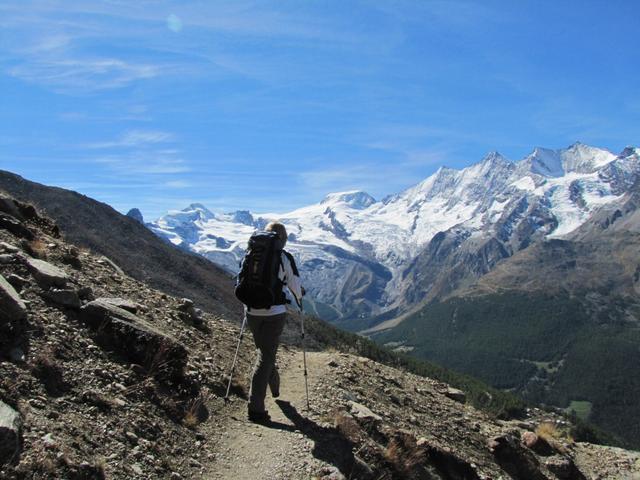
[282,250,299,276]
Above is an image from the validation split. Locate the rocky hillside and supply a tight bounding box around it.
[373,178,640,449]
[0,170,241,321]
[0,192,257,478]
[1,191,639,479]
[145,143,640,329]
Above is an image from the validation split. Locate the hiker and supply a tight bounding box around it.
[235,221,304,423]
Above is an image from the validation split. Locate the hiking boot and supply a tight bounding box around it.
[247,409,270,424]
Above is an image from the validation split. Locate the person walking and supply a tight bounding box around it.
[235,221,303,423]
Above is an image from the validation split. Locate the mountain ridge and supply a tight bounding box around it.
[146,143,639,327]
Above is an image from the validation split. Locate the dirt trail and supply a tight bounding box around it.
[205,350,342,479]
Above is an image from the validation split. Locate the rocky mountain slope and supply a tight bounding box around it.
[373,177,640,449]
[0,170,241,321]
[145,143,640,328]
[2,184,639,478]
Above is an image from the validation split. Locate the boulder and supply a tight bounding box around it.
[80,299,187,381]
[521,431,555,456]
[43,288,81,310]
[348,401,382,422]
[0,400,22,465]
[24,257,69,289]
[177,298,203,325]
[488,434,549,480]
[0,242,20,254]
[0,197,23,220]
[0,213,34,240]
[0,254,15,265]
[444,387,466,403]
[545,456,587,480]
[99,297,139,313]
[0,274,27,323]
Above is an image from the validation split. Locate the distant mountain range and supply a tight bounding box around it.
[142,142,640,446]
[146,142,640,328]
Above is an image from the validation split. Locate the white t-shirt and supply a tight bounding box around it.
[245,251,303,316]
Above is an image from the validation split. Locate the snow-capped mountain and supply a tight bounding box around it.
[148,143,640,326]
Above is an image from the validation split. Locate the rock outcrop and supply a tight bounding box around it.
[80,298,187,381]
[0,274,27,322]
[0,401,21,465]
[24,257,69,289]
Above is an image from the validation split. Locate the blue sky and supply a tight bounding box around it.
[1,1,638,220]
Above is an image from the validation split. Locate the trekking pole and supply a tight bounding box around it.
[300,305,310,411]
[224,314,247,404]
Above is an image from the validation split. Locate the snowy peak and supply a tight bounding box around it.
[320,190,376,209]
[160,203,215,227]
[561,142,616,173]
[518,143,616,178]
[229,210,255,226]
[522,147,564,177]
[619,146,640,159]
[480,150,509,166]
[184,203,215,220]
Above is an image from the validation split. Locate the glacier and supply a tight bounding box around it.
[147,143,639,326]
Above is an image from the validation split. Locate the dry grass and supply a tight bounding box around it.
[183,389,212,429]
[26,238,48,259]
[183,410,200,429]
[535,421,572,453]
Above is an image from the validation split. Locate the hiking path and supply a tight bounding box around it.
[204,349,346,479]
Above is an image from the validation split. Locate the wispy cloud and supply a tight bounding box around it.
[88,130,175,149]
[8,56,163,93]
[84,129,188,175]
[163,180,191,188]
[91,153,190,175]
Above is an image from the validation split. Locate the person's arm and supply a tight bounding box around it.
[282,252,303,307]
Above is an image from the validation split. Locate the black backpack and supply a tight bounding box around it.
[235,231,286,309]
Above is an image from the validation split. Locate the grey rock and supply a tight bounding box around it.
[0,197,23,220]
[80,299,187,381]
[43,288,81,309]
[0,254,15,265]
[0,213,34,240]
[97,255,125,276]
[488,434,548,480]
[0,274,27,323]
[41,433,56,449]
[24,257,69,289]
[179,298,194,309]
[127,208,144,224]
[0,400,22,465]
[445,387,467,403]
[99,297,139,313]
[348,401,382,422]
[0,242,20,254]
[545,455,587,480]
